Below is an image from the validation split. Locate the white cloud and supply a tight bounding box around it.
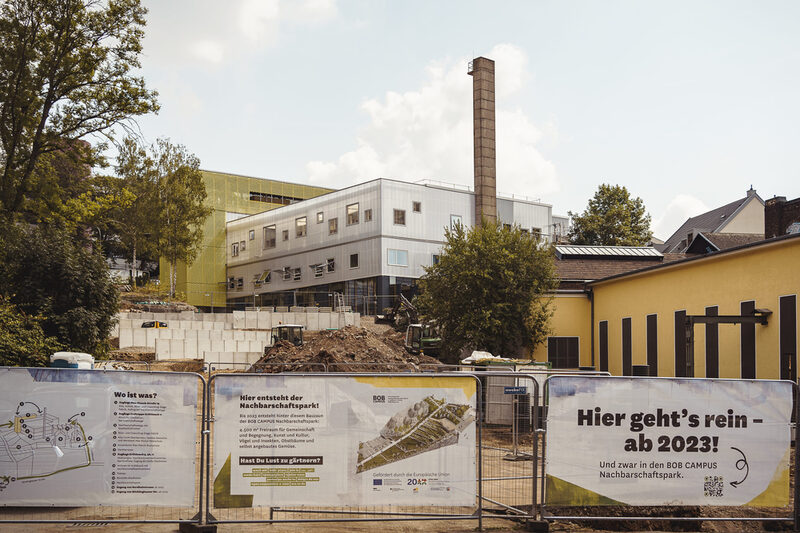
[239,0,281,46]
[189,40,225,64]
[652,194,709,240]
[305,44,558,197]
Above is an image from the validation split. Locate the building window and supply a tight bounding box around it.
[282,229,289,241]
[263,271,271,284]
[314,264,324,278]
[249,191,303,205]
[327,258,335,272]
[231,242,239,257]
[236,277,244,289]
[316,211,324,224]
[393,209,406,226]
[450,214,462,229]
[347,203,359,225]
[296,216,307,238]
[413,201,421,213]
[249,229,255,240]
[263,225,276,249]
[349,253,359,269]
[329,217,338,235]
[293,267,302,281]
[547,337,579,369]
[388,249,408,266]
[240,240,246,251]
[283,267,291,281]
[432,254,440,265]
[364,208,373,222]
[228,277,235,289]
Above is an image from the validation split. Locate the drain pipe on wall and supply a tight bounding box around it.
[588,286,595,368]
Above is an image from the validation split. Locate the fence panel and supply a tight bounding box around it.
[541,375,798,527]
[0,367,204,525]
[206,372,482,526]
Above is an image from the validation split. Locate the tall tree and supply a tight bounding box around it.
[416,221,558,360]
[153,138,211,297]
[113,136,159,286]
[0,0,159,219]
[0,297,63,367]
[568,184,653,246]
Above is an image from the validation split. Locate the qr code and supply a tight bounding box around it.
[704,475,724,497]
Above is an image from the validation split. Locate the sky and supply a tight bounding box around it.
[133,0,800,240]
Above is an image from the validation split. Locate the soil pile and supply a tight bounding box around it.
[119,290,197,313]
[251,325,442,372]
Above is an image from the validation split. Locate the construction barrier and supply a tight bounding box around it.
[1,365,798,530]
[0,367,205,525]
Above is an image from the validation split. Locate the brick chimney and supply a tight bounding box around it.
[468,57,497,224]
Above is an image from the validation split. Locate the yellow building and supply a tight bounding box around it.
[159,170,332,309]
[532,234,800,380]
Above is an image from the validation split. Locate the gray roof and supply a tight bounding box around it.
[661,193,761,253]
[555,245,663,259]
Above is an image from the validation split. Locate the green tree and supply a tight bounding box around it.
[116,137,211,297]
[113,136,159,286]
[416,221,558,360]
[568,184,652,246]
[0,0,159,219]
[0,224,119,355]
[0,297,63,367]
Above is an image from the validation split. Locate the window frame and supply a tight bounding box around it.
[393,209,406,226]
[387,248,409,267]
[450,214,462,230]
[329,217,338,235]
[316,211,324,224]
[240,240,246,251]
[364,208,373,222]
[349,253,359,269]
[231,242,239,257]
[346,203,359,225]
[263,225,276,249]
[249,229,255,240]
[295,216,307,238]
[282,229,289,241]
[547,336,580,369]
[412,201,421,213]
[327,258,335,272]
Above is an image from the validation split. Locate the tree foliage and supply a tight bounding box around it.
[0,224,119,355]
[115,137,211,296]
[0,297,63,367]
[0,0,159,218]
[416,221,558,360]
[568,184,652,246]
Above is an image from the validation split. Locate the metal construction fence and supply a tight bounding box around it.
[0,366,798,531]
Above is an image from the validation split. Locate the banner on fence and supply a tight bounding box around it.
[545,376,792,507]
[0,368,198,507]
[213,375,477,507]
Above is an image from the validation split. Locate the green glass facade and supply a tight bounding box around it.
[159,170,332,308]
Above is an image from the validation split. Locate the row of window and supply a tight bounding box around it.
[232,202,454,257]
[229,255,361,290]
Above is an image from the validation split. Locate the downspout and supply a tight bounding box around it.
[588,284,595,367]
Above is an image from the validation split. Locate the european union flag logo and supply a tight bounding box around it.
[373,479,382,486]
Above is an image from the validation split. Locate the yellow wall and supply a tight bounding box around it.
[531,293,592,367]
[159,171,332,307]
[590,237,800,379]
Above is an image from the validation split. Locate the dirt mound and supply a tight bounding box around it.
[252,325,442,372]
[119,290,197,313]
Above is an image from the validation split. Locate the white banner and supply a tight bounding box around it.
[0,368,198,507]
[212,375,477,508]
[545,376,792,506]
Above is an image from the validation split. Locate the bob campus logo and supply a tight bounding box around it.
[373,395,386,403]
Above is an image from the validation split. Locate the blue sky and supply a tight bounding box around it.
[135,0,800,239]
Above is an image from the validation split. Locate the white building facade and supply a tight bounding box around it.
[225,179,555,312]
